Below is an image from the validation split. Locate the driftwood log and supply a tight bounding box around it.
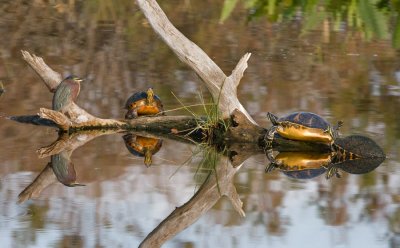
[9,0,334,154]
[11,1,386,247]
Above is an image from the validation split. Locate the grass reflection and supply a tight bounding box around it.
[222,0,400,47]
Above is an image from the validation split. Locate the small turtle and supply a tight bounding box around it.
[265,112,342,145]
[123,133,163,167]
[124,88,164,119]
[265,151,332,179]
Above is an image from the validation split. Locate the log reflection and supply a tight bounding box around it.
[18,130,120,203]
[140,147,246,248]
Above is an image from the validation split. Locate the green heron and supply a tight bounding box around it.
[52,75,84,112]
[51,151,85,187]
[0,81,5,95]
[124,87,164,119]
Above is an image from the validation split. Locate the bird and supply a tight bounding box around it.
[0,81,5,96]
[51,151,85,187]
[52,75,84,113]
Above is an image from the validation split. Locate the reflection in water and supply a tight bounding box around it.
[51,151,85,187]
[266,151,332,179]
[0,1,399,247]
[266,135,385,179]
[123,133,163,167]
[140,146,244,248]
[16,130,245,247]
[18,130,119,203]
[222,0,398,46]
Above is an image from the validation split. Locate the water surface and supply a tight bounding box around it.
[0,1,399,247]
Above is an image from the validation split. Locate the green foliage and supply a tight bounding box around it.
[171,86,230,144]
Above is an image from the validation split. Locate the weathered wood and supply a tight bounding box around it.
[21,51,62,92]
[135,0,255,124]
[11,2,345,153]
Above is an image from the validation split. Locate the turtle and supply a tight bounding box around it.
[265,112,343,146]
[265,151,332,179]
[123,133,163,167]
[324,135,385,178]
[124,88,164,119]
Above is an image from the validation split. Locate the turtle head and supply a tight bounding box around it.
[144,149,152,167]
[146,87,155,104]
[267,112,279,125]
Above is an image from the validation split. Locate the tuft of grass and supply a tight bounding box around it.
[170,87,230,144]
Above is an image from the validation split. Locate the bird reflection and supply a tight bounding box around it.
[123,133,163,167]
[51,151,85,187]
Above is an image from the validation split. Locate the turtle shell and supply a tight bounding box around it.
[125,90,164,118]
[271,112,333,144]
[278,112,330,130]
[125,91,163,109]
[123,134,162,157]
[283,167,326,179]
[274,152,331,179]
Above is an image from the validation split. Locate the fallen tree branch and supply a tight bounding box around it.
[136,0,255,123]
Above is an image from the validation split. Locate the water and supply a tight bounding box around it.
[0,1,399,247]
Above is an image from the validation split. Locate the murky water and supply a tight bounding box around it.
[0,1,399,247]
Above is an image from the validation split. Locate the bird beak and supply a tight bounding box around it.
[68,183,86,187]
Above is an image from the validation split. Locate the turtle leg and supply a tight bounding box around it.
[325,164,341,179]
[144,149,152,167]
[265,163,277,173]
[265,149,278,173]
[131,109,138,118]
[125,109,138,119]
[332,120,344,139]
[324,121,343,139]
[264,126,277,148]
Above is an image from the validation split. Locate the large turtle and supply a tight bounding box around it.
[124,88,164,119]
[326,135,385,178]
[265,151,332,179]
[265,112,342,145]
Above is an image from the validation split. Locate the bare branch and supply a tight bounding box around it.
[21,50,62,92]
[135,0,256,123]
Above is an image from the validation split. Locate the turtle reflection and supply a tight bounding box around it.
[266,151,332,179]
[123,133,163,167]
[266,135,385,179]
[266,151,385,179]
